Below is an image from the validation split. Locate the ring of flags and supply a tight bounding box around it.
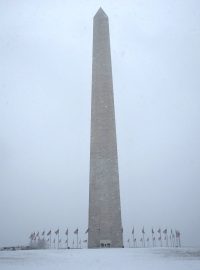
[28,226,181,249]
[125,227,181,248]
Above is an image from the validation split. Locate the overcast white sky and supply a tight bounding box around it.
[0,0,200,248]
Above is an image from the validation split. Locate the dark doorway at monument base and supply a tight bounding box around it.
[100,240,111,248]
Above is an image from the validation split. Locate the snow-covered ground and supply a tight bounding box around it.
[0,247,199,270]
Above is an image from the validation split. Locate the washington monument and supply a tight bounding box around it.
[88,8,123,248]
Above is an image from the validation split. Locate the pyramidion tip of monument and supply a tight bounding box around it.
[94,7,108,19]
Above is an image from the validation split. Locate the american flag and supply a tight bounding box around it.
[55,229,59,235]
[74,228,78,234]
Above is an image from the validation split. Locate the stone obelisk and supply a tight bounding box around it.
[88,8,123,248]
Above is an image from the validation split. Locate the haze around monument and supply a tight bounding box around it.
[0,0,200,248]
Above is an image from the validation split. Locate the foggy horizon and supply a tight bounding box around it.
[0,0,200,248]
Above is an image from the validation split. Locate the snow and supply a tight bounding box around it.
[0,248,200,270]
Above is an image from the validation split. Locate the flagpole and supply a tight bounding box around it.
[160,230,162,247]
[172,234,174,247]
[132,233,134,248]
[132,227,134,248]
[147,238,149,247]
[135,238,137,248]
[67,233,68,249]
[77,232,78,249]
[160,232,162,247]
[142,227,145,248]
[143,233,145,248]
[175,231,177,247]
[58,231,59,249]
[65,229,69,249]
[166,233,168,247]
